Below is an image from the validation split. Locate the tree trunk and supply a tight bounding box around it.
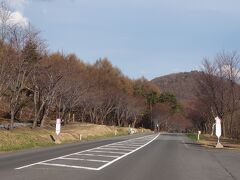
[33,101,46,128]
[10,110,15,130]
[229,114,233,137]
[68,112,71,123]
[33,89,39,128]
[132,116,137,128]
[72,113,75,123]
[40,105,50,127]
[222,120,226,137]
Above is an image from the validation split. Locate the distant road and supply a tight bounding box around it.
[0,133,239,180]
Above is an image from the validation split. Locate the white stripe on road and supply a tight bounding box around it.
[96,134,159,170]
[15,134,159,170]
[122,143,147,146]
[97,147,133,151]
[59,157,110,163]
[39,163,98,170]
[105,145,136,149]
[88,150,126,154]
[111,144,141,147]
[76,154,120,158]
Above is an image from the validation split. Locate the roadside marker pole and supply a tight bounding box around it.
[197,131,201,141]
[215,116,223,148]
[55,119,61,144]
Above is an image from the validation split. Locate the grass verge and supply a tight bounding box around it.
[0,123,151,152]
[186,133,240,150]
[186,133,198,141]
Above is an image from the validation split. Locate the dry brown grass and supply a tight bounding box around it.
[0,123,150,152]
[198,134,240,149]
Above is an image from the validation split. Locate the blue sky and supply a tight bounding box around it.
[5,0,240,79]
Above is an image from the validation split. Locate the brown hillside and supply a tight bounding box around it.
[151,71,201,101]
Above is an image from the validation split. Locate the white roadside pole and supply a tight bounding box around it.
[197,131,201,141]
[55,118,61,144]
[215,116,223,148]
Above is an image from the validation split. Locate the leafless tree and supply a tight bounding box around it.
[196,51,240,137]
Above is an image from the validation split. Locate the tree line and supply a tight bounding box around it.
[189,51,240,139]
[0,2,177,130]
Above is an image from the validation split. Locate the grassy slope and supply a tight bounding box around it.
[186,133,198,141]
[187,133,240,149]
[0,123,150,152]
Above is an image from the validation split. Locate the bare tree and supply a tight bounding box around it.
[195,51,240,137]
[0,1,11,41]
[31,54,65,128]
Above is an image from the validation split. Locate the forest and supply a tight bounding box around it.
[1,1,239,140]
[0,2,180,131]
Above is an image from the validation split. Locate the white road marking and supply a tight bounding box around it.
[104,146,136,150]
[15,140,128,170]
[39,163,98,170]
[124,143,147,146]
[15,134,159,171]
[105,145,136,149]
[113,142,141,146]
[96,134,159,170]
[76,154,120,158]
[97,147,133,151]
[88,150,126,154]
[59,157,110,163]
[113,144,141,147]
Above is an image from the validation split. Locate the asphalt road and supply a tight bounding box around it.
[0,133,240,180]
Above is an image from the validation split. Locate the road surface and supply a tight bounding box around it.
[0,133,239,180]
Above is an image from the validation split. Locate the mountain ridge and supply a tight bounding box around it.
[151,71,201,101]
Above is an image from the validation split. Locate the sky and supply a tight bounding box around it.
[3,0,240,79]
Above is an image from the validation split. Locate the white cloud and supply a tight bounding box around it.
[8,11,28,27]
[0,9,28,27]
[0,0,29,27]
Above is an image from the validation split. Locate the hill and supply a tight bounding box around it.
[151,71,201,101]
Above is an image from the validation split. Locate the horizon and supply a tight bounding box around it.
[3,0,240,80]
